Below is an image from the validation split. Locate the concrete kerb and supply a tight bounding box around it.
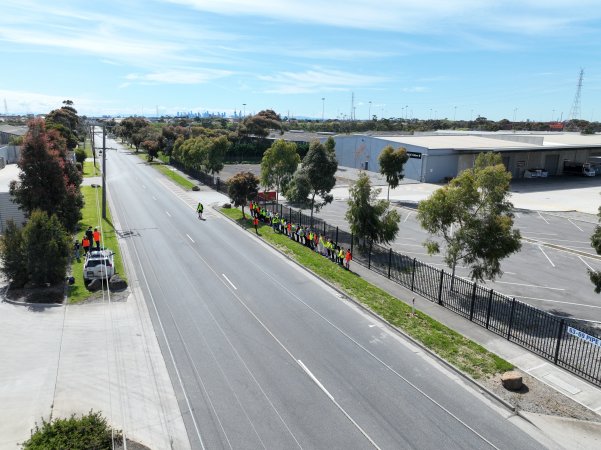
[215,205,519,415]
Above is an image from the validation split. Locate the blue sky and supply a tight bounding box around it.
[1,0,600,121]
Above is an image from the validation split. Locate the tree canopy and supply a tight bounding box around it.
[260,139,300,203]
[417,152,522,282]
[345,173,400,250]
[239,109,282,138]
[228,172,259,218]
[10,119,83,231]
[378,145,409,200]
[590,204,601,293]
[286,139,338,223]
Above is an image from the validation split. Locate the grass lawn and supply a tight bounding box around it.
[221,207,513,380]
[82,159,100,177]
[68,186,125,303]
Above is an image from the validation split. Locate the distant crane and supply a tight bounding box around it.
[568,69,584,121]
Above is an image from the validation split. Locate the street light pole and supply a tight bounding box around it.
[243,103,246,117]
[321,97,325,121]
[368,101,372,120]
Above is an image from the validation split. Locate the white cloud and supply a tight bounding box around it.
[0,89,96,115]
[258,68,388,94]
[125,69,232,85]
[401,87,429,93]
[167,0,601,35]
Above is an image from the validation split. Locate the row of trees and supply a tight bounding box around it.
[1,101,85,287]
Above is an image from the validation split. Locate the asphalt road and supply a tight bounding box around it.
[101,141,549,448]
[306,197,601,323]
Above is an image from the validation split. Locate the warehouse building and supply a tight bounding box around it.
[333,132,601,183]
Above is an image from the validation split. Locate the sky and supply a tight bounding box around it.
[1,0,600,122]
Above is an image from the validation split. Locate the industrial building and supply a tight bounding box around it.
[333,132,601,183]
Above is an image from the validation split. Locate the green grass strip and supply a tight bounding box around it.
[68,186,126,303]
[82,159,100,177]
[220,207,512,380]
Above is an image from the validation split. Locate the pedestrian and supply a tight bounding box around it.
[249,200,254,217]
[82,235,90,255]
[73,240,81,260]
[86,226,94,245]
[197,202,204,219]
[345,248,352,270]
[338,246,344,265]
[253,216,259,234]
[93,228,101,250]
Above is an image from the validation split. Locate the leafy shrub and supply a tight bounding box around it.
[21,410,122,450]
[75,147,86,164]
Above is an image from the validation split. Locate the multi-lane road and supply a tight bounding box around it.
[102,141,549,448]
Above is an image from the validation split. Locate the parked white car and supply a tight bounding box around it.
[83,249,115,284]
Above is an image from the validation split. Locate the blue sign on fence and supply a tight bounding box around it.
[567,326,601,348]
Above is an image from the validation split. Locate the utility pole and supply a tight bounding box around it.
[102,126,107,219]
[321,97,325,121]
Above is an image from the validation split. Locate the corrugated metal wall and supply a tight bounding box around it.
[0,193,26,233]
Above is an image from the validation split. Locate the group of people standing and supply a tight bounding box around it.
[73,226,102,260]
[249,201,352,270]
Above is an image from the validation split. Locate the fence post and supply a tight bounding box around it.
[387,248,392,278]
[289,207,292,222]
[553,319,566,365]
[411,258,417,291]
[485,289,494,329]
[335,227,339,248]
[469,282,477,321]
[350,232,354,255]
[437,270,444,305]
[506,298,516,340]
[368,244,372,269]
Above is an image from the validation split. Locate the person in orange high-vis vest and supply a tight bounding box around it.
[253,216,259,234]
[93,228,101,250]
[345,249,352,270]
[82,236,90,255]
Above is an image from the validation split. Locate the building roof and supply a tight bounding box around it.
[365,132,601,153]
[267,130,331,143]
[0,125,28,136]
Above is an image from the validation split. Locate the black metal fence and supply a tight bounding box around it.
[172,161,601,387]
[261,201,601,387]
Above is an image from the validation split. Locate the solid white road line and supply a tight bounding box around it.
[222,274,237,290]
[513,296,601,310]
[568,219,584,232]
[403,212,412,223]
[493,281,564,291]
[165,211,171,217]
[538,245,555,267]
[297,360,381,450]
[537,211,550,224]
[186,234,195,243]
[579,256,595,271]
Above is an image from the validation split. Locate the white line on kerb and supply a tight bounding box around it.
[538,245,555,267]
[186,234,195,243]
[165,211,171,217]
[222,274,237,290]
[579,256,594,271]
[537,211,550,224]
[493,280,564,291]
[568,219,584,232]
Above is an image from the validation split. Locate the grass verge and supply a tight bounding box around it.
[134,151,197,190]
[83,159,100,177]
[221,207,513,380]
[68,186,125,303]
